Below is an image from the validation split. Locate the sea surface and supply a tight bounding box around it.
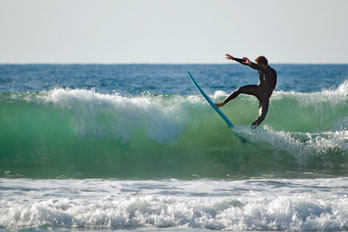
[0,64,348,231]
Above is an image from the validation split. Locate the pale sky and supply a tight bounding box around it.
[0,0,347,64]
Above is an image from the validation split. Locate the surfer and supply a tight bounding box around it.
[216,54,277,129]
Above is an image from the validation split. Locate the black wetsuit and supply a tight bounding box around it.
[223,58,277,128]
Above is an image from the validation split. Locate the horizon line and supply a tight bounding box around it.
[0,62,347,65]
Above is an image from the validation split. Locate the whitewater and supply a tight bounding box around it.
[0,64,348,231]
[2,178,348,231]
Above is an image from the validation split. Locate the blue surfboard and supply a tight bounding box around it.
[187,71,248,143]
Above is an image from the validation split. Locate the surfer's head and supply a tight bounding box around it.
[255,56,268,67]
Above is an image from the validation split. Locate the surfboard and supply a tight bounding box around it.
[187,71,248,143]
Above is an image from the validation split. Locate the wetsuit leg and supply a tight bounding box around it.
[223,85,259,104]
[251,98,269,129]
[223,85,270,129]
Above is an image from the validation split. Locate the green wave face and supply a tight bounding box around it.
[1,86,347,179]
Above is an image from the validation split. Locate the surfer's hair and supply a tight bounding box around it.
[255,56,268,66]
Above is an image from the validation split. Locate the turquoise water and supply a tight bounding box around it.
[1,64,348,230]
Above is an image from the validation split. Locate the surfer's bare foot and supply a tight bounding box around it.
[215,102,225,107]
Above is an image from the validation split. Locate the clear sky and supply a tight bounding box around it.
[0,0,347,64]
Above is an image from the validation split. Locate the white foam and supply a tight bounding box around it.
[241,125,348,164]
[273,81,348,110]
[1,178,348,231]
[36,89,189,144]
[212,90,228,101]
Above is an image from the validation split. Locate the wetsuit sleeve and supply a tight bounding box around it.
[234,58,266,71]
[249,62,267,72]
[234,58,268,72]
[234,58,248,66]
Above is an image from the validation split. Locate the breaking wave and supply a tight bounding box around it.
[1,81,347,178]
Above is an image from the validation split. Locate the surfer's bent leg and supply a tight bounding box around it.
[251,98,269,129]
[222,85,259,104]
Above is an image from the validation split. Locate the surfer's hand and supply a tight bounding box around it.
[215,102,225,108]
[242,57,251,65]
[225,54,235,60]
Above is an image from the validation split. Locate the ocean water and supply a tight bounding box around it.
[0,64,348,231]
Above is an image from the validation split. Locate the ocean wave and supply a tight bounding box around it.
[0,83,347,178]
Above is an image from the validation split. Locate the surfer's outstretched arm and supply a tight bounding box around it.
[226,54,248,66]
[226,54,267,72]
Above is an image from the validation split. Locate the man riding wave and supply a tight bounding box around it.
[215,54,277,129]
